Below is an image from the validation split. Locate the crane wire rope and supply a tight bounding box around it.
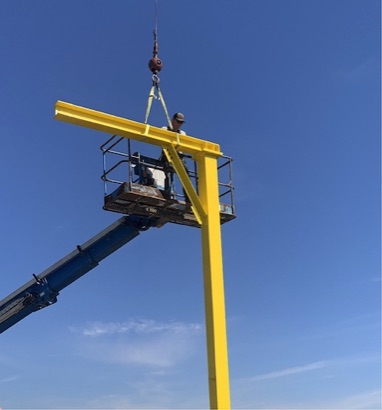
[144,0,172,128]
[154,0,158,39]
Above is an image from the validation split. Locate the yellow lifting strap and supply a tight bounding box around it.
[144,75,172,128]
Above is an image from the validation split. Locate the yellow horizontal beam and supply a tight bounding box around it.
[55,101,222,158]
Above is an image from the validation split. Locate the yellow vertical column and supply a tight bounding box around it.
[198,153,231,410]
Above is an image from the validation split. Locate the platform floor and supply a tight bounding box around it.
[103,182,236,228]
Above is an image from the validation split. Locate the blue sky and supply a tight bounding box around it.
[0,0,380,409]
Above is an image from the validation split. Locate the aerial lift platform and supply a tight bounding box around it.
[100,134,235,228]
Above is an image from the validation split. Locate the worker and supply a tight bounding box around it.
[134,113,187,193]
[160,113,189,201]
[166,112,186,135]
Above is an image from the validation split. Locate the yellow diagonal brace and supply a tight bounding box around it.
[55,101,222,158]
[162,146,206,224]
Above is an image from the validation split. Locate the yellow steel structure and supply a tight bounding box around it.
[54,100,231,409]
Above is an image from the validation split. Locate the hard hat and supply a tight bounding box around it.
[173,112,185,123]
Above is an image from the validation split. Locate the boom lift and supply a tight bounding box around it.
[0,139,235,335]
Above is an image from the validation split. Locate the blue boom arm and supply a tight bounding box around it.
[0,216,156,334]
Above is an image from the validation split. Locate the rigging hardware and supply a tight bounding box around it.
[144,0,171,126]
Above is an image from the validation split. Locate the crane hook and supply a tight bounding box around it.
[148,29,163,74]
